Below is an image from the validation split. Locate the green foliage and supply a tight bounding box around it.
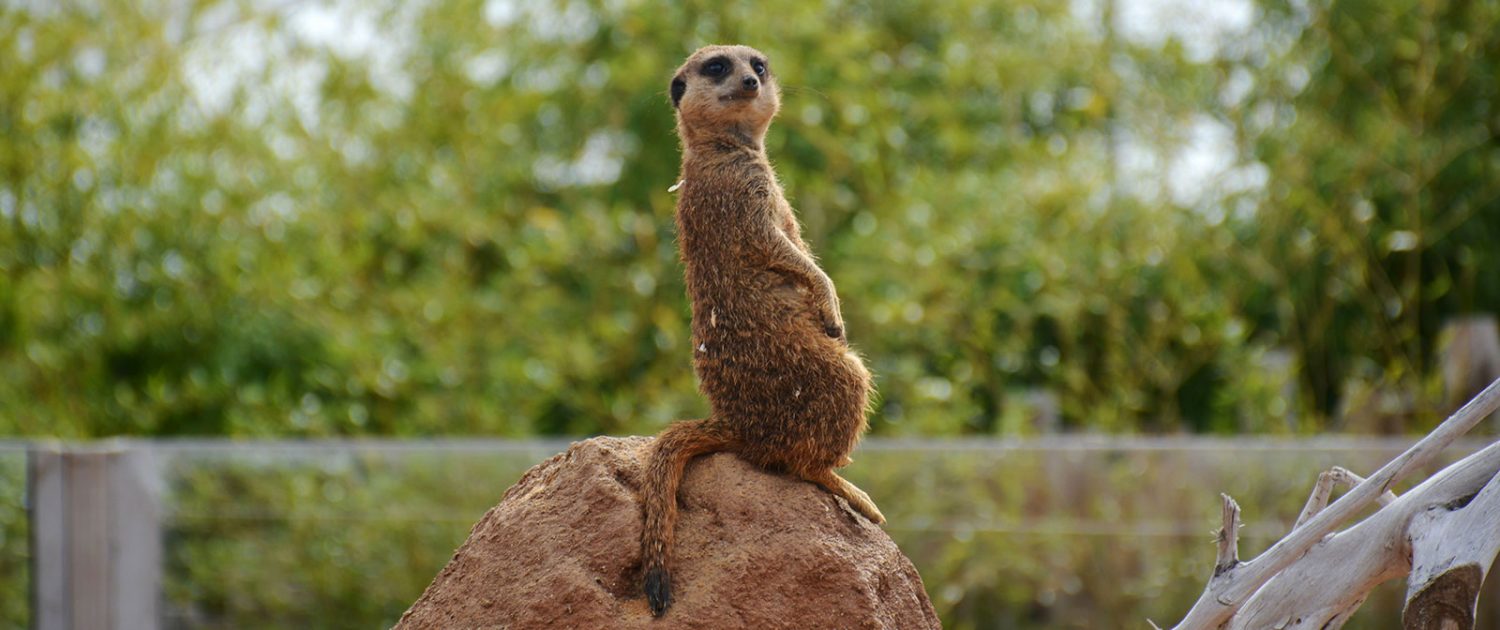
[0,0,1495,438]
[1230,0,1500,424]
[0,449,28,629]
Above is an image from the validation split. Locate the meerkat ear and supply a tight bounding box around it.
[670,77,686,108]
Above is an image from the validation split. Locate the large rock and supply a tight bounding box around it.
[395,436,940,629]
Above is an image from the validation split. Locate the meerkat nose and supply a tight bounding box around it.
[742,76,759,91]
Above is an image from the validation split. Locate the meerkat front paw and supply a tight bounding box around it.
[821,308,846,340]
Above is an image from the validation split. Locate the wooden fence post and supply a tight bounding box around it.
[30,447,66,629]
[30,443,162,630]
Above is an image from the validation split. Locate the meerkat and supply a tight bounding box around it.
[639,44,885,617]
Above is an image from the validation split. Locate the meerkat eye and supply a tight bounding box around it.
[751,60,766,76]
[704,61,726,76]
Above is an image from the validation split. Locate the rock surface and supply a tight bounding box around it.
[395,436,940,629]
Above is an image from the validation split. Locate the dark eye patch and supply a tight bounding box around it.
[670,77,686,107]
[751,57,767,76]
[698,55,732,83]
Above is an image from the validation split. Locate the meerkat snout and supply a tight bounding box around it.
[742,75,759,91]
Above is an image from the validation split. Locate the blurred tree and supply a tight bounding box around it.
[1231,0,1500,427]
[0,0,1493,437]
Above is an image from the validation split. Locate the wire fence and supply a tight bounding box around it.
[7,436,1498,629]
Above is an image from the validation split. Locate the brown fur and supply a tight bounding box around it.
[640,44,885,617]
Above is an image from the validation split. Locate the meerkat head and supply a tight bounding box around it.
[670,45,780,148]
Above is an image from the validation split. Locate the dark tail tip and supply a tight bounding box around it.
[644,565,671,616]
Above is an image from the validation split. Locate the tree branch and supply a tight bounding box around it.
[1294,466,1398,530]
[1170,377,1500,630]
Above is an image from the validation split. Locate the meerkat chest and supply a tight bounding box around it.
[676,195,775,255]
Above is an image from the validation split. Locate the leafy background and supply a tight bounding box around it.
[2,0,1499,627]
[5,0,1497,439]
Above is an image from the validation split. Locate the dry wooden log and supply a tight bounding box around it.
[1403,460,1500,629]
[1226,441,1500,629]
[1165,378,1500,630]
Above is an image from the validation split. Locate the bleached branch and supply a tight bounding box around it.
[1169,377,1500,630]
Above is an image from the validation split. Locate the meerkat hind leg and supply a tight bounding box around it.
[805,469,886,524]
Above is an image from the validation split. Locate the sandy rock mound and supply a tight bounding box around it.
[395,436,940,629]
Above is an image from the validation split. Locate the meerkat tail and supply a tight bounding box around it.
[641,419,730,616]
